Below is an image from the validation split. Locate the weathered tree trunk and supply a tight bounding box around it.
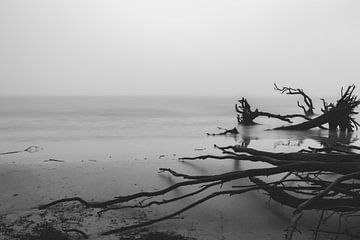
[274,112,333,130]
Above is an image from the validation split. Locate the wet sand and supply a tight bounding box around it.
[1,136,358,240]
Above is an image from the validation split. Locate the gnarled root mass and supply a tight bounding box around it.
[39,143,360,239]
[275,85,360,131]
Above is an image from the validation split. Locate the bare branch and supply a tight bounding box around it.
[274,83,315,116]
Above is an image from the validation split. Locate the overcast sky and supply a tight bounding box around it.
[0,0,359,97]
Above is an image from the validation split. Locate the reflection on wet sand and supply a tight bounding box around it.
[237,123,359,150]
[180,161,209,175]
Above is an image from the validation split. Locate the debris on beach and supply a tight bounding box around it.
[194,148,206,151]
[44,159,65,163]
[0,203,196,240]
[206,127,238,136]
[0,146,42,156]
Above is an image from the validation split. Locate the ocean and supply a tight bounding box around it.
[1,96,357,143]
[0,96,237,143]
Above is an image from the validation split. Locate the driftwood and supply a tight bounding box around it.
[235,97,310,125]
[0,146,41,155]
[44,158,65,163]
[206,127,239,136]
[274,83,315,116]
[38,143,360,240]
[275,85,360,131]
[236,85,359,131]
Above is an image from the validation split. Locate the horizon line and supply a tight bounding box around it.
[0,93,339,99]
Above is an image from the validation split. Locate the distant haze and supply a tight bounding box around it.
[0,0,359,97]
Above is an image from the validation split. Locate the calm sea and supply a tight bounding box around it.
[0,96,238,143]
[0,96,358,145]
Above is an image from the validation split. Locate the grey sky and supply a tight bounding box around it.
[0,0,359,96]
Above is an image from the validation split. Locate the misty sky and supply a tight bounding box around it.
[0,0,359,97]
